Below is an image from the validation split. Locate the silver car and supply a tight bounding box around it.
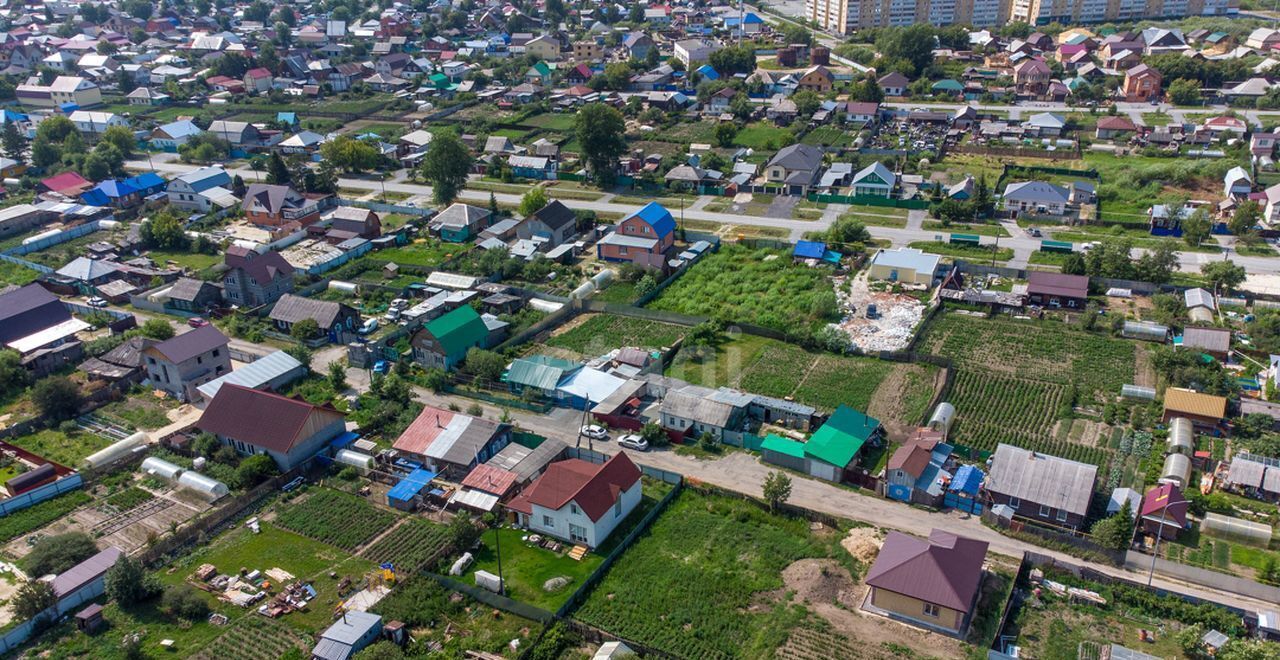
[617,434,649,452]
[580,425,609,440]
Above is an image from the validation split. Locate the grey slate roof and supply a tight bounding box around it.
[268,294,349,329]
[766,143,824,172]
[986,443,1098,517]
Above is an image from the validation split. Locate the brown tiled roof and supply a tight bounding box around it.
[197,384,343,453]
[865,529,988,612]
[1027,271,1088,299]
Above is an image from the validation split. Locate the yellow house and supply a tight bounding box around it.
[525,35,561,61]
[864,529,988,636]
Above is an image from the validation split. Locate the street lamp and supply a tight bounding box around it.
[1147,496,1190,587]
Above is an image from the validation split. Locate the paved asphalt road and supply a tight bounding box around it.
[128,158,1280,276]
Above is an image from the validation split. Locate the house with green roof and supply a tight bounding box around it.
[761,405,883,482]
[931,79,963,97]
[525,61,553,86]
[409,306,493,371]
[505,355,581,398]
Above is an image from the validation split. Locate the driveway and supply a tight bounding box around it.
[766,194,798,219]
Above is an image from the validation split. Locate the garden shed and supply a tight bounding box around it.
[1201,512,1273,546]
[387,468,438,511]
[761,434,807,472]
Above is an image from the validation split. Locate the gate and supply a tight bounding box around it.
[944,492,984,514]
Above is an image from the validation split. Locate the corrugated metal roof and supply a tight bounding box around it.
[506,355,579,391]
[986,443,1097,516]
[1163,388,1227,419]
[761,434,805,458]
[198,350,305,400]
[387,468,437,502]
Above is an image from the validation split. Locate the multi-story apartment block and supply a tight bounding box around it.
[1010,0,1234,24]
[808,0,1230,30]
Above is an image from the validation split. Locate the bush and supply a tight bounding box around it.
[138,318,176,340]
[12,580,55,620]
[24,532,98,576]
[31,377,82,422]
[161,584,209,620]
[235,454,278,489]
[105,555,161,606]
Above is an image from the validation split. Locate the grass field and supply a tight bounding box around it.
[0,259,39,285]
[521,112,577,131]
[9,428,112,467]
[801,126,856,147]
[373,576,537,658]
[375,239,468,267]
[545,314,688,355]
[733,122,796,149]
[575,488,856,658]
[471,527,604,612]
[917,311,1135,464]
[907,240,1014,262]
[648,244,838,333]
[147,249,223,273]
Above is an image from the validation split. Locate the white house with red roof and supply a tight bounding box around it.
[508,453,642,548]
[244,67,274,93]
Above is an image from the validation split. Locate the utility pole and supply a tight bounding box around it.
[1147,497,1188,587]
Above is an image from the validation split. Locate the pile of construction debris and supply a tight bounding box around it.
[189,564,315,616]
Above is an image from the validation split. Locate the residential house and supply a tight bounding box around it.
[1162,387,1227,430]
[864,529,989,636]
[878,72,909,96]
[1026,271,1089,308]
[660,384,752,445]
[392,405,512,478]
[1225,165,1252,198]
[143,324,232,401]
[329,207,381,240]
[0,283,89,377]
[845,101,880,124]
[1122,64,1161,103]
[525,60,553,86]
[431,203,493,243]
[312,611,383,660]
[69,111,126,137]
[1013,59,1051,97]
[243,67,273,93]
[507,452,642,548]
[765,144,825,195]
[222,246,294,307]
[410,305,492,371]
[16,75,102,108]
[1140,482,1188,540]
[526,36,561,61]
[126,87,169,106]
[623,34,655,61]
[984,443,1098,529]
[516,200,578,248]
[150,119,202,150]
[596,202,675,269]
[674,39,718,67]
[268,294,359,340]
[167,166,233,213]
[164,277,221,313]
[796,65,834,92]
[1002,180,1083,217]
[1095,116,1137,140]
[573,41,604,62]
[207,120,265,147]
[196,350,307,402]
[197,384,346,470]
[508,155,557,180]
[850,162,896,198]
[241,183,321,227]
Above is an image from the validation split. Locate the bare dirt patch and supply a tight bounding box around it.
[782,558,858,607]
[833,271,926,353]
[841,527,884,565]
[1133,344,1156,388]
[867,363,944,440]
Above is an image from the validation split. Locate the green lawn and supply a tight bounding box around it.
[9,428,112,467]
[801,126,855,147]
[375,240,468,267]
[97,395,178,430]
[521,113,577,131]
[921,221,1009,237]
[732,122,795,149]
[0,259,39,286]
[471,527,604,612]
[148,250,222,273]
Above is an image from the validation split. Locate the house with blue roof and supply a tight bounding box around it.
[149,119,203,150]
[597,202,676,270]
[124,172,166,198]
[80,179,141,209]
[725,12,765,34]
[695,64,719,81]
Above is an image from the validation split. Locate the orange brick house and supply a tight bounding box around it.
[597,202,676,270]
[1122,64,1162,103]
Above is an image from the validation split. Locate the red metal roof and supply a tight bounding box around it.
[197,384,343,454]
[865,529,988,612]
[1027,271,1089,299]
[521,453,641,522]
[461,464,518,497]
[1141,483,1188,526]
[392,406,455,456]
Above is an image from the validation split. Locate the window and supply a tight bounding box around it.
[1039,504,1052,517]
[614,498,623,518]
[196,356,203,365]
[923,603,940,617]
[569,524,588,543]
[570,503,580,515]
[542,515,555,528]
[1056,509,1068,522]
[1008,497,1020,509]
[212,349,220,358]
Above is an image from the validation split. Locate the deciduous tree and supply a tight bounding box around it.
[420,130,471,206]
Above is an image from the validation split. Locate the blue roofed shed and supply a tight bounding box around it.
[387,468,438,510]
[124,172,167,197]
[695,64,719,80]
[794,240,825,260]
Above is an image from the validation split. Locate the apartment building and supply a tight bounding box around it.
[808,0,1230,29]
[1010,0,1234,25]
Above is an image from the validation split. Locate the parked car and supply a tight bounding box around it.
[86,296,107,308]
[187,317,209,328]
[865,304,878,319]
[359,318,378,335]
[580,425,609,440]
[373,361,390,374]
[1028,227,1041,237]
[617,434,649,451]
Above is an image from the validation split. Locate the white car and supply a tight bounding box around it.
[617,434,649,452]
[580,425,609,441]
[86,296,107,308]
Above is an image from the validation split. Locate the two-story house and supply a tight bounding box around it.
[222,246,295,307]
[197,384,346,470]
[765,144,825,196]
[1122,63,1162,103]
[410,305,492,371]
[597,202,675,269]
[167,166,233,212]
[142,324,231,402]
[507,452,642,548]
[516,200,578,248]
[241,183,322,227]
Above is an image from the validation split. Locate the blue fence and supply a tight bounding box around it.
[0,473,84,516]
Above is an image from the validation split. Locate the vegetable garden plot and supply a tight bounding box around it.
[545,314,687,354]
[575,490,845,659]
[919,313,1136,399]
[738,343,814,398]
[791,355,896,414]
[360,518,453,573]
[274,489,397,552]
[191,616,310,660]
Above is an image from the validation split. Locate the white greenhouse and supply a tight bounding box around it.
[177,471,230,501]
[83,432,149,469]
[1201,513,1273,547]
[140,457,183,481]
[1167,417,1194,456]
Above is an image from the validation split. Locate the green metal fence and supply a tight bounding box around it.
[806,193,929,209]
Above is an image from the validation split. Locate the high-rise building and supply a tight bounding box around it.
[805,0,1232,30]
